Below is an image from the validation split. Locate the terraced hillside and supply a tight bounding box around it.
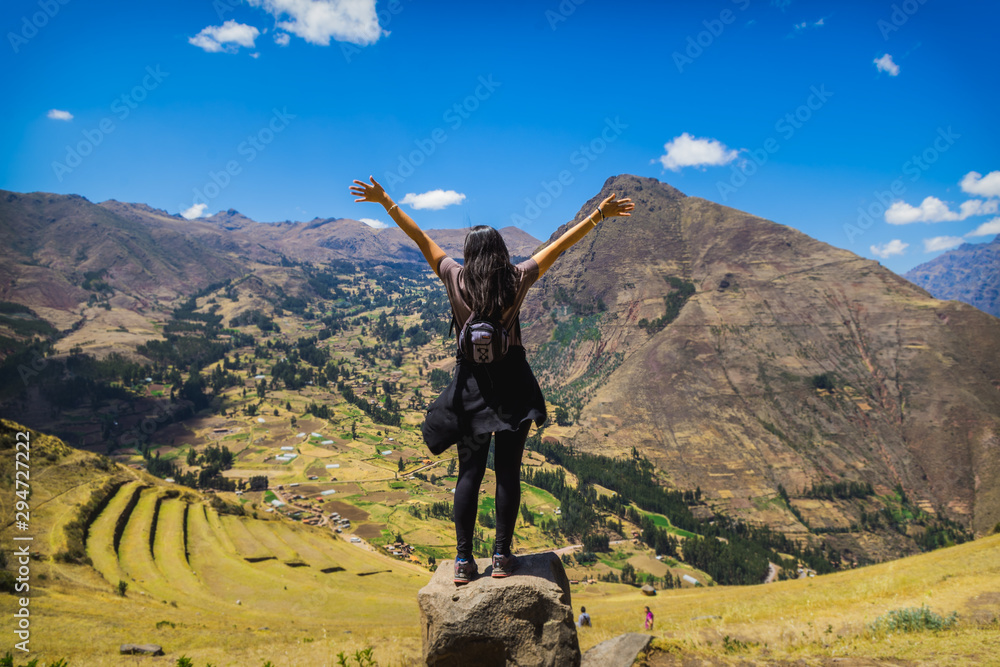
[0,420,430,665]
[83,479,426,620]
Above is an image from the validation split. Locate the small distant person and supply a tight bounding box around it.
[577,606,591,628]
[644,605,654,631]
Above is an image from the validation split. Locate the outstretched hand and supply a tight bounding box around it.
[598,193,634,219]
[349,175,390,207]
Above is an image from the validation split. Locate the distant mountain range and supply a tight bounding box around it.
[904,235,1000,318]
[0,190,540,316]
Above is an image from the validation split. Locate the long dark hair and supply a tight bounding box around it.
[462,225,517,317]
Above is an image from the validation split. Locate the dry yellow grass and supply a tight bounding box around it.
[7,419,1000,666]
[574,533,1000,665]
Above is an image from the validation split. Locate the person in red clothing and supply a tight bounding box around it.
[645,606,654,631]
[350,175,633,585]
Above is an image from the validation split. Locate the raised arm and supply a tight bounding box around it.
[349,176,447,277]
[532,193,634,278]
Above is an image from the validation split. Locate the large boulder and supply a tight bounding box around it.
[581,633,653,667]
[418,552,580,666]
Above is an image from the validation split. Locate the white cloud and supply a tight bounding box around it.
[359,217,388,229]
[885,196,995,224]
[959,198,998,219]
[874,53,899,76]
[274,32,291,46]
[658,133,739,171]
[923,236,964,253]
[181,203,209,219]
[247,0,384,46]
[401,190,466,210]
[885,197,955,224]
[189,20,260,53]
[47,109,73,121]
[966,217,1000,238]
[870,239,908,259]
[960,170,1000,198]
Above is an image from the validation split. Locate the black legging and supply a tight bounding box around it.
[453,420,530,560]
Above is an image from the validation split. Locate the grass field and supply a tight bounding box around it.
[7,421,1000,666]
[574,532,1000,664]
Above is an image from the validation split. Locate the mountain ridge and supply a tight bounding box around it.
[0,189,541,314]
[903,234,1000,318]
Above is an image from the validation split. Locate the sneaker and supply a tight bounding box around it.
[453,558,478,585]
[491,552,517,578]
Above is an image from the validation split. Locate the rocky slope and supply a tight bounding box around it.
[903,235,1000,318]
[0,192,246,317]
[521,175,1000,545]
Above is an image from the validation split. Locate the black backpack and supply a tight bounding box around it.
[452,311,511,364]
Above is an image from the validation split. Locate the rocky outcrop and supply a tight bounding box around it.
[581,633,653,667]
[119,643,163,655]
[418,552,580,666]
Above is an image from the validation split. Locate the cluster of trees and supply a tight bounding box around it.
[143,443,241,492]
[137,334,248,369]
[804,480,874,500]
[304,402,333,419]
[523,436,841,585]
[336,380,401,427]
[593,562,684,589]
[525,438,700,532]
[187,442,234,468]
[520,466,603,540]
[246,475,269,491]
[229,309,279,333]
[638,276,696,333]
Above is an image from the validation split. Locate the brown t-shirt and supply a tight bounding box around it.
[437,256,540,348]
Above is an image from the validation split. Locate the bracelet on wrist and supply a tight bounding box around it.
[387,203,398,213]
[596,207,605,222]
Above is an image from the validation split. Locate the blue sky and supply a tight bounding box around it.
[2,0,998,274]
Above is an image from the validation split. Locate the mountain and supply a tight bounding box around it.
[100,201,541,265]
[903,235,1000,318]
[0,190,540,320]
[0,191,247,319]
[521,175,1000,550]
